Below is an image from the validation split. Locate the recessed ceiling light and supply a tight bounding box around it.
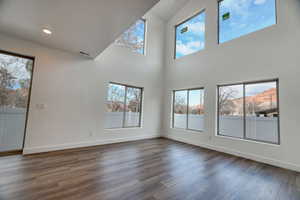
[42,28,52,35]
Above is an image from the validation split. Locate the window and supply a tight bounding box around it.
[105,83,143,129]
[217,80,279,144]
[173,90,188,129]
[115,19,146,55]
[173,88,205,131]
[218,0,276,43]
[0,50,34,152]
[218,84,244,138]
[175,11,206,59]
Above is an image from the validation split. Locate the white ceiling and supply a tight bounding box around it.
[0,0,159,58]
[150,0,190,21]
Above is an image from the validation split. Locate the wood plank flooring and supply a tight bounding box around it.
[0,138,299,200]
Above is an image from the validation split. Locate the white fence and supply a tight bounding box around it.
[105,112,140,128]
[174,114,204,130]
[0,110,140,152]
[0,111,278,152]
[0,108,26,152]
[174,114,278,143]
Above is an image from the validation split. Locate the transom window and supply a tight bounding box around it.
[172,88,205,131]
[218,0,277,43]
[115,19,146,55]
[175,11,206,59]
[105,83,143,129]
[217,79,280,144]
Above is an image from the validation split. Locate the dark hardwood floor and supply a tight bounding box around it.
[0,138,299,200]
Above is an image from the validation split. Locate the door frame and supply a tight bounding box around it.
[0,49,35,155]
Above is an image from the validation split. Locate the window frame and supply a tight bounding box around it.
[0,49,35,151]
[217,79,280,145]
[141,18,147,55]
[172,87,205,132]
[105,82,143,129]
[174,9,206,59]
[217,0,278,44]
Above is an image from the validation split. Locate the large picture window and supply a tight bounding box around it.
[105,83,143,129]
[217,79,279,144]
[218,0,276,43]
[173,88,204,131]
[0,50,34,152]
[115,19,146,55]
[175,11,205,59]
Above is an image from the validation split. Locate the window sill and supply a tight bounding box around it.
[171,127,205,134]
[105,127,142,131]
[216,134,280,147]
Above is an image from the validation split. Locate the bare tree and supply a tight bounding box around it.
[107,85,125,112]
[189,105,204,115]
[0,55,32,108]
[0,67,16,107]
[127,88,141,113]
[174,95,187,114]
[115,20,144,53]
[106,85,142,113]
[218,87,239,115]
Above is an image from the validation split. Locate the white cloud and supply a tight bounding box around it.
[254,0,267,5]
[221,0,252,17]
[176,41,204,56]
[186,22,205,34]
[221,0,267,17]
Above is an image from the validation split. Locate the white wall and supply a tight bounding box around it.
[163,0,300,171]
[0,13,165,154]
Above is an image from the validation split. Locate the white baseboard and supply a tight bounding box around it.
[164,134,300,173]
[23,134,160,155]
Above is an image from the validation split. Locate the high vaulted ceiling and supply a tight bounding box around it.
[0,0,159,58]
[150,0,189,21]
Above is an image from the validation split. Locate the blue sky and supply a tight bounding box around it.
[220,82,276,100]
[175,90,187,105]
[132,19,145,54]
[108,84,125,102]
[175,89,204,108]
[176,12,206,59]
[189,90,204,106]
[219,0,276,43]
[245,82,276,96]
